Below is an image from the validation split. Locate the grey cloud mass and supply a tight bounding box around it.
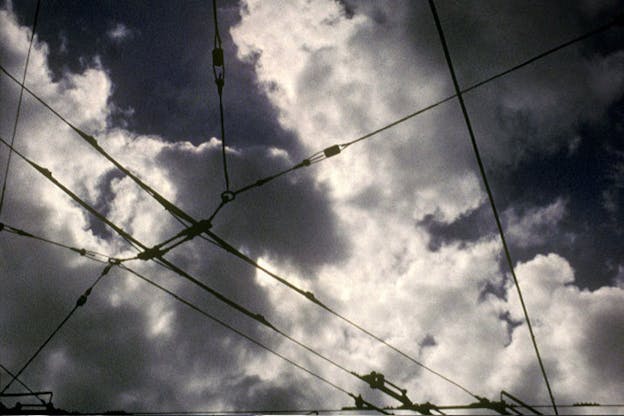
[1,0,624,414]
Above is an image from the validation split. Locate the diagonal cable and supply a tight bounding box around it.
[204,229,479,400]
[427,0,558,413]
[119,264,388,414]
[0,262,115,394]
[0,363,47,405]
[0,0,42,216]
[228,13,622,197]
[0,135,146,251]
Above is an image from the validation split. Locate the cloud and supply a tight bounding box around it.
[1,1,624,413]
[503,198,568,248]
[107,23,133,43]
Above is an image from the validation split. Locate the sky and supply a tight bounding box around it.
[1,0,623,413]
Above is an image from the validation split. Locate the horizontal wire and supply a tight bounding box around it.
[0,363,48,405]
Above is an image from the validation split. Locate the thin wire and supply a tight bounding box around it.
[0,0,42,216]
[0,64,196,229]
[204,230,479,400]
[227,15,622,197]
[427,1,557,414]
[118,264,388,413]
[0,134,146,252]
[0,363,47,405]
[212,0,230,190]
[0,263,114,394]
[0,222,116,262]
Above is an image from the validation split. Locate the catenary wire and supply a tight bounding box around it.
[0,63,196,229]
[0,363,47,405]
[212,0,230,191]
[204,230,479,399]
[229,14,623,197]
[427,0,558,414]
[0,135,146,252]
[0,131,372,391]
[0,0,42,216]
[0,11,619,219]
[0,263,115,394]
[0,8,619,411]
[0,219,385,412]
[0,108,476,397]
[119,264,388,415]
[0,222,116,262]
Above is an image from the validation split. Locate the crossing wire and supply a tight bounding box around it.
[0,0,42,216]
[228,13,623,197]
[0,6,620,410]
[427,0,558,414]
[0,262,115,394]
[204,229,479,400]
[0,220,385,413]
[119,264,388,415]
[0,135,146,252]
[0,90,479,396]
[0,140,395,406]
[0,363,47,406]
[0,9,620,219]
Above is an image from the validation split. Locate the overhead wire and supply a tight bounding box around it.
[119,264,388,414]
[0,363,47,406]
[0,10,620,219]
[0,220,385,412]
[228,14,623,198]
[0,0,41,217]
[0,135,146,252]
[212,0,230,191]
[0,222,114,262]
[203,230,479,400]
[0,262,116,394]
[427,0,558,414]
[0,134,400,405]
[0,5,620,411]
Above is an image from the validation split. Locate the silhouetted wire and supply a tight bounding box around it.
[204,230,479,400]
[230,14,623,198]
[0,64,196,230]
[427,0,557,414]
[0,222,114,262]
[0,263,115,394]
[0,135,146,252]
[0,0,41,217]
[0,363,47,405]
[212,0,230,191]
[119,264,388,414]
[0,133,367,390]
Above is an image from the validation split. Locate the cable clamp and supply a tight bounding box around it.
[137,246,165,261]
[184,219,213,238]
[0,223,4,232]
[212,47,224,67]
[221,191,235,203]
